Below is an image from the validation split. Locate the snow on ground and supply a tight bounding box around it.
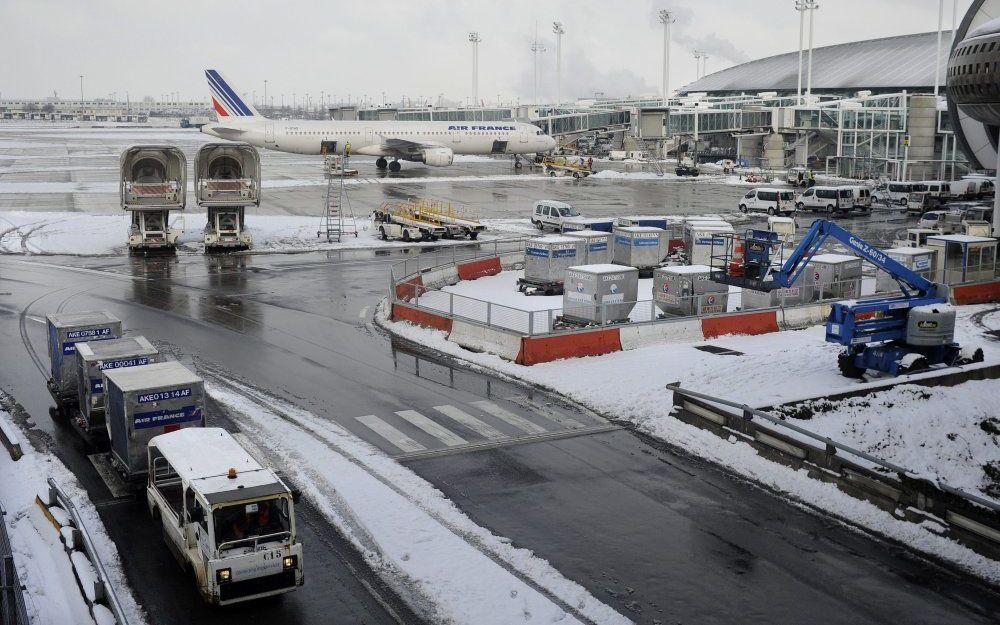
[379,302,1000,582]
[206,378,629,625]
[0,407,147,625]
[773,380,1000,500]
[0,211,522,256]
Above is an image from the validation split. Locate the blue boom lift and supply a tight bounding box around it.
[712,219,983,377]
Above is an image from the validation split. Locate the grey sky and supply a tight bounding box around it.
[0,0,974,105]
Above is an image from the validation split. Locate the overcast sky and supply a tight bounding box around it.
[0,0,975,106]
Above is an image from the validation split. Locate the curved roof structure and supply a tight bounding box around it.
[679,32,947,95]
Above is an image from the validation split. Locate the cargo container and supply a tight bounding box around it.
[520,236,584,293]
[562,264,639,324]
[805,254,863,300]
[875,247,937,292]
[617,216,669,229]
[563,230,612,265]
[560,217,615,233]
[105,361,206,479]
[76,336,161,432]
[46,312,123,403]
[683,222,734,267]
[740,283,817,310]
[653,265,729,316]
[613,226,664,270]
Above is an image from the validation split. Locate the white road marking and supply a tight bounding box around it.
[505,395,586,430]
[359,305,371,320]
[395,410,468,446]
[468,400,547,435]
[433,405,506,440]
[355,415,426,453]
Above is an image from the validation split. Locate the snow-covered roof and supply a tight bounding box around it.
[808,253,860,264]
[535,200,572,208]
[660,264,713,274]
[46,311,120,328]
[617,226,665,233]
[563,230,609,238]
[104,361,200,393]
[927,234,997,243]
[150,427,286,502]
[567,263,636,274]
[76,336,157,361]
[529,235,579,245]
[885,247,934,256]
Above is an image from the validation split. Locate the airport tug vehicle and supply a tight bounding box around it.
[195,143,260,251]
[147,428,304,605]
[712,219,983,377]
[120,145,187,253]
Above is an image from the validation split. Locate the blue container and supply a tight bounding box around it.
[46,312,122,400]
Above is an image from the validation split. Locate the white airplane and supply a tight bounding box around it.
[200,69,556,171]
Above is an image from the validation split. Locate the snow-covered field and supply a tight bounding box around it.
[0,406,146,625]
[380,301,1000,581]
[0,211,522,256]
[206,375,628,625]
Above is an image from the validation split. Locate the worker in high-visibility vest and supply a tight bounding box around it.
[344,141,351,158]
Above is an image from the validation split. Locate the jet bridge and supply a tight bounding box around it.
[120,145,186,253]
[194,143,260,251]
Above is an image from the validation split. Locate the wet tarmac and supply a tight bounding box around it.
[2,249,999,625]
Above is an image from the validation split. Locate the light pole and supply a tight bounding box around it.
[805,1,819,98]
[795,0,807,104]
[79,75,84,102]
[934,0,944,96]
[264,79,268,112]
[658,10,675,106]
[469,32,481,108]
[692,51,703,79]
[701,54,709,79]
[530,38,546,105]
[552,22,565,106]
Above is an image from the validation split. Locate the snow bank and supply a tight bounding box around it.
[379,302,1000,582]
[206,378,629,625]
[0,407,148,625]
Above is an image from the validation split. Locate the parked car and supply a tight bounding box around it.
[675,164,700,177]
[738,188,796,216]
[532,200,581,230]
[918,210,950,229]
[795,186,853,213]
[871,181,913,206]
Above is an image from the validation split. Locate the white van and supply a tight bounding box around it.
[955,176,995,200]
[147,428,304,605]
[842,185,872,211]
[871,182,913,206]
[795,186,853,213]
[532,200,581,231]
[738,188,796,216]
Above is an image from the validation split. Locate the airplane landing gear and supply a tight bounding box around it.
[513,154,522,169]
[388,160,401,172]
[376,157,388,169]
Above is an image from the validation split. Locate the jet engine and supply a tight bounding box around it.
[418,147,455,167]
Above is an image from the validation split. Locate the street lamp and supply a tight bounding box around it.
[552,22,565,106]
[796,0,819,98]
[530,39,546,105]
[658,10,676,105]
[264,79,268,112]
[692,51,703,79]
[469,32,481,107]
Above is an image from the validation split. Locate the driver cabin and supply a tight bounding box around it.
[120,146,187,253]
[194,143,261,251]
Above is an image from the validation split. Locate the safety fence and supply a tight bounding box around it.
[44,478,129,625]
[0,502,29,625]
[668,383,1000,560]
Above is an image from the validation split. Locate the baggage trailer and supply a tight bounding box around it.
[377,198,485,240]
[46,312,123,407]
[373,201,448,242]
[120,145,187,254]
[519,236,584,295]
[147,428,304,605]
[104,361,206,480]
[195,143,260,251]
[75,336,160,434]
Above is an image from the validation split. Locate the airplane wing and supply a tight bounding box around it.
[380,137,446,156]
[203,125,247,139]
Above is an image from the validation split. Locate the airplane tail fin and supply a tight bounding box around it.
[205,69,262,119]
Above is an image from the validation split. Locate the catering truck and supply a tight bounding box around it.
[147,427,304,605]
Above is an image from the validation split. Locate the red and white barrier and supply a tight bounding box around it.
[449,319,522,361]
[951,279,1000,305]
[619,318,703,350]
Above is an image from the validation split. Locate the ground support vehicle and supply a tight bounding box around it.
[710,219,983,377]
[739,188,796,216]
[372,201,448,242]
[120,145,187,254]
[542,156,592,179]
[147,427,304,605]
[195,143,260,251]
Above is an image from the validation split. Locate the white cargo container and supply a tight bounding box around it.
[683,222,734,267]
[563,264,639,324]
[105,361,206,478]
[147,428,304,605]
[741,283,816,310]
[653,265,729,316]
[875,247,937,292]
[613,226,664,269]
[46,311,123,403]
[523,236,584,286]
[564,230,612,265]
[76,336,160,432]
[805,254,863,300]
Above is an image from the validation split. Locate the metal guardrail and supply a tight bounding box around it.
[46,478,130,625]
[667,383,1000,557]
[388,237,530,296]
[0,502,29,625]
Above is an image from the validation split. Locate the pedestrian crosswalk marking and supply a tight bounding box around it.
[432,404,506,440]
[355,415,426,452]
[468,400,548,435]
[396,409,468,446]
[505,395,586,430]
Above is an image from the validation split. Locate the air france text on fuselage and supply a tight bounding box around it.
[447,125,517,131]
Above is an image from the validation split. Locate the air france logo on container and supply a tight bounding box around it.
[138,388,192,403]
[526,246,549,258]
[62,327,114,355]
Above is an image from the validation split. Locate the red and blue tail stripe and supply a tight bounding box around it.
[205,69,258,117]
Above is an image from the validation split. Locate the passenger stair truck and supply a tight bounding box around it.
[147,427,304,605]
[710,219,984,377]
[120,145,187,253]
[195,143,260,251]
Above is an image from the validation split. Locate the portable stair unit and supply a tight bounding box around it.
[120,145,186,253]
[319,153,359,243]
[195,143,260,251]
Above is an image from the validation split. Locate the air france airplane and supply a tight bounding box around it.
[200,69,556,171]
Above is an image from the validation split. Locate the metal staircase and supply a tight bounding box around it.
[318,155,358,242]
[628,135,665,176]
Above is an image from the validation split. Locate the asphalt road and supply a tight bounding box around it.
[2,248,999,625]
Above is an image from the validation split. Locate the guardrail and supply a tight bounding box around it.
[0,502,29,625]
[667,383,1000,559]
[388,238,530,297]
[46,478,130,625]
